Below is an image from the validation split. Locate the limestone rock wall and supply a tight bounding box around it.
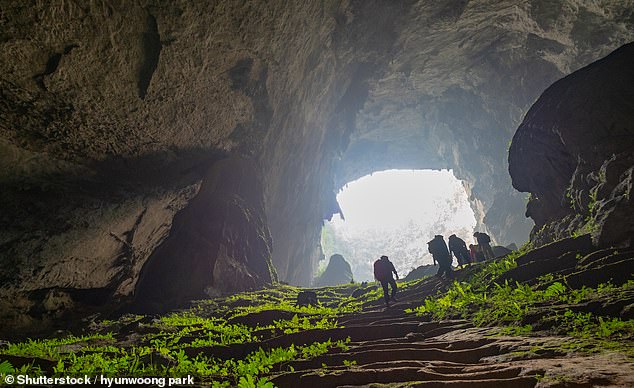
[259,0,413,286]
[134,157,275,312]
[1,0,321,332]
[1,0,633,333]
[509,43,634,247]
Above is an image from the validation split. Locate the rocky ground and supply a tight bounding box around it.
[269,313,633,387]
[0,235,632,387]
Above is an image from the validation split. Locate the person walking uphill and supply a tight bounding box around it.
[448,234,471,266]
[428,235,452,278]
[474,231,494,260]
[373,255,399,307]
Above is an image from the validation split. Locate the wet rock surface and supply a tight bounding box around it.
[268,325,633,388]
[269,240,634,386]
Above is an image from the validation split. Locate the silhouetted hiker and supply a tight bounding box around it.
[373,255,399,307]
[448,234,471,266]
[428,235,452,278]
[474,232,494,260]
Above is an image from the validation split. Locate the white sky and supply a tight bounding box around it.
[321,169,476,281]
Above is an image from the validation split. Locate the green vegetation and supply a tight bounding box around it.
[0,284,378,386]
[566,181,602,238]
[0,336,349,387]
[2,333,115,359]
[571,211,599,237]
[406,252,634,354]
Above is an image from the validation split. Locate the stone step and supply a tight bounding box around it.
[347,338,494,353]
[337,375,538,388]
[270,365,536,388]
[282,343,502,371]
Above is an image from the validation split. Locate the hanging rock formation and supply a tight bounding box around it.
[509,42,634,247]
[0,1,633,334]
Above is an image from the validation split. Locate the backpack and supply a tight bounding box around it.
[373,259,388,280]
[480,233,491,244]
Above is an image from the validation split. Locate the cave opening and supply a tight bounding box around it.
[320,169,476,282]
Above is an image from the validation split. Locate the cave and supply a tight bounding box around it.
[320,168,477,283]
[1,0,633,347]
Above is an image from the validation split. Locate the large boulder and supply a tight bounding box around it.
[509,43,634,247]
[314,254,353,287]
[491,245,513,258]
[404,265,438,282]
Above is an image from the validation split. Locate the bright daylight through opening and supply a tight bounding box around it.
[320,169,476,282]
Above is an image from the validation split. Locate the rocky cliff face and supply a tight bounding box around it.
[509,42,634,247]
[1,0,632,334]
[133,157,276,312]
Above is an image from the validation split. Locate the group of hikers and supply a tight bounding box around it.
[428,231,494,278]
[373,231,494,307]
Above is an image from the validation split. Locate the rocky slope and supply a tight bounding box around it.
[1,1,633,333]
[1,238,632,386]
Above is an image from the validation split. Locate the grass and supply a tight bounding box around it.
[2,333,116,359]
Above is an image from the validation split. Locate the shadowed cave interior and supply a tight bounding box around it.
[0,1,633,386]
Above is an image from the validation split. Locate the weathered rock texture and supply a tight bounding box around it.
[509,42,634,247]
[133,157,276,312]
[1,0,633,333]
[334,2,634,247]
[314,254,353,287]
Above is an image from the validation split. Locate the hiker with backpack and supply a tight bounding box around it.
[428,235,453,278]
[373,255,399,307]
[448,234,471,266]
[473,232,494,260]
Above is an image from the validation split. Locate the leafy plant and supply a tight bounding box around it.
[342,359,357,367]
[0,360,14,374]
[407,248,634,356]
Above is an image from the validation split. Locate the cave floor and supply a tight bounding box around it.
[1,236,633,387]
[268,309,633,387]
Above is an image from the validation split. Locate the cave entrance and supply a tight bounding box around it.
[320,169,476,282]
